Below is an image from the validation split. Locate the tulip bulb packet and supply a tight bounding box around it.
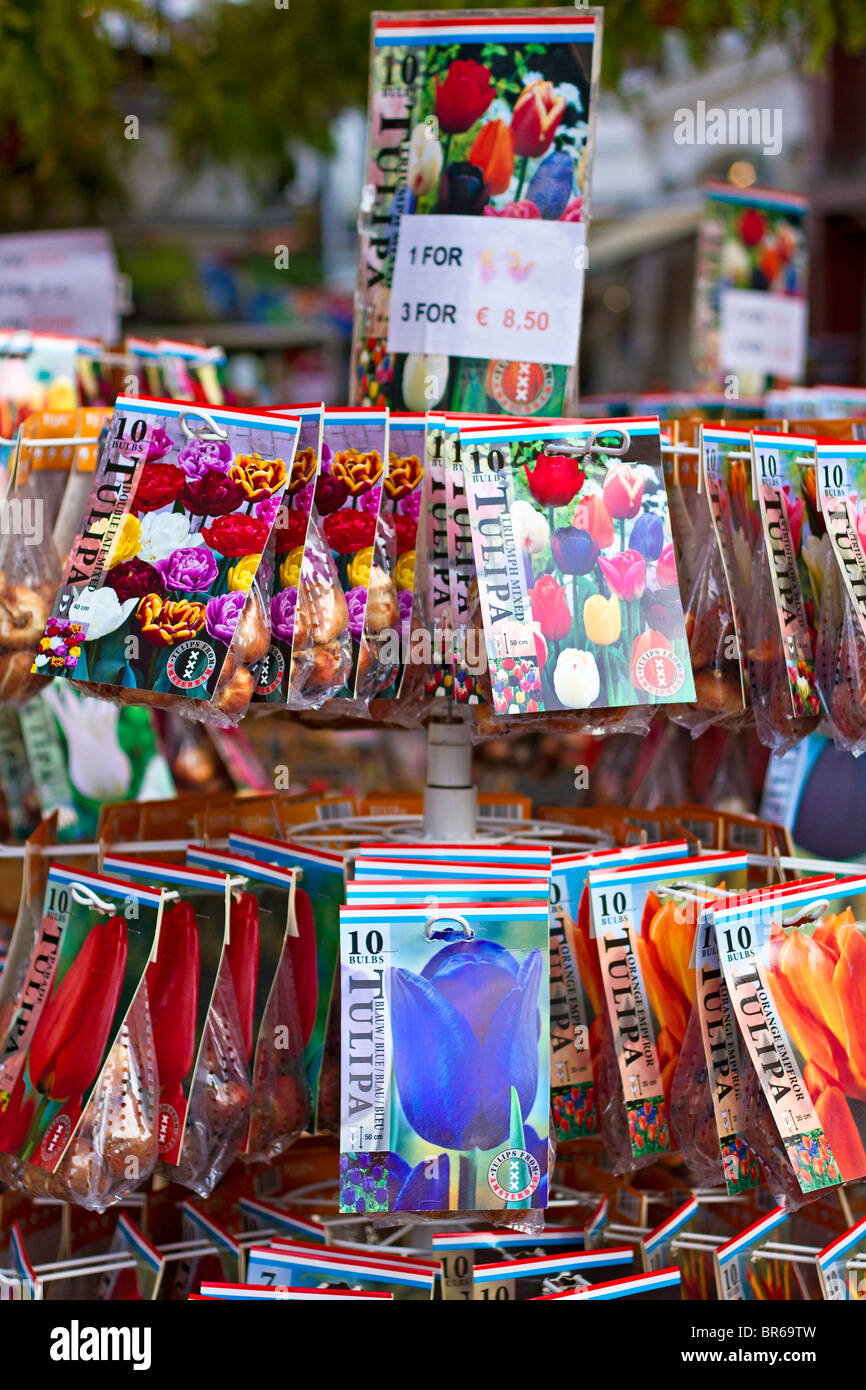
[33,396,300,723]
[587,851,749,1169]
[186,846,312,1160]
[339,898,550,1215]
[310,408,388,696]
[421,415,458,697]
[227,835,343,1120]
[254,403,323,705]
[690,875,837,1197]
[101,855,249,1195]
[353,8,603,416]
[358,411,425,699]
[549,840,689,1143]
[461,417,695,715]
[750,432,822,718]
[815,440,866,750]
[0,865,163,1209]
[713,875,866,1195]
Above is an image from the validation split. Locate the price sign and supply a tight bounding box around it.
[720,288,807,380]
[387,214,586,367]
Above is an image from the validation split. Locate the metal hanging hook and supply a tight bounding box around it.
[541,426,631,461]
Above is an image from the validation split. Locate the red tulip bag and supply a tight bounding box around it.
[102,854,250,1197]
[0,865,163,1211]
[187,844,312,1160]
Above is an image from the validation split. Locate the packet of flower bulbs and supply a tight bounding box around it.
[228,834,341,1119]
[352,8,603,416]
[356,412,425,700]
[750,431,823,728]
[186,844,312,1159]
[33,396,300,725]
[247,1240,437,1302]
[666,425,747,732]
[461,417,695,717]
[713,874,866,1197]
[298,406,388,700]
[681,876,836,1195]
[253,403,323,705]
[0,864,162,1211]
[339,897,550,1217]
[549,840,689,1144]
[815,440,866,752]
[587,851,749,1173]
[101,853,250,1196]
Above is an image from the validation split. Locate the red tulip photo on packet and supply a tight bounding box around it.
[187,844,312,1161]
[714,875,866,1196]
[339,897,550,1216]
[102,854,251,1198]
[0,866,162,1212]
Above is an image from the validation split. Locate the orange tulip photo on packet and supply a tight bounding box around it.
[714,875,866,1194]
[0,865,162,1210]
[587,851,749,1171]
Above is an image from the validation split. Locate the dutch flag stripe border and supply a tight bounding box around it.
[532,1267,681,1300]
[644,1197,700,1254]
[716,1206,787,1264]
[818,1214,866,1268]
[474,1247,633,1282]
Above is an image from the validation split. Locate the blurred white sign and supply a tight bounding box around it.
[720,288,806,381]
[0,229,119,341]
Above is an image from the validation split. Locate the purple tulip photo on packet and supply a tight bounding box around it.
[338,898,551,1215]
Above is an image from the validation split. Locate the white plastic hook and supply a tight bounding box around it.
[424,912,474,942]
[70,883,117,914]
[178,409,229,443]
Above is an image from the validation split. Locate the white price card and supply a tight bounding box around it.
[0,229,119,341]
[387,214,586,367]
[720,288,807,380]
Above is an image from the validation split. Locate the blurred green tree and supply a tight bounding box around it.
[1,0,865,225]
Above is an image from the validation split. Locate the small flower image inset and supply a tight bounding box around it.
[339,1150,391,1214]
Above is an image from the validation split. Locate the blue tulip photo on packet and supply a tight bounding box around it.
[339,899,550,1214]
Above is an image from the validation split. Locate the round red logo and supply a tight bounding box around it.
[158,1103,180,1155]
[40,1112,72,1166]
[632,646,685,697]
[487,360,556,416]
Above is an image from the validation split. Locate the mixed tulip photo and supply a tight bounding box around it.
[489,428,695,714]
[34,411,296,701]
